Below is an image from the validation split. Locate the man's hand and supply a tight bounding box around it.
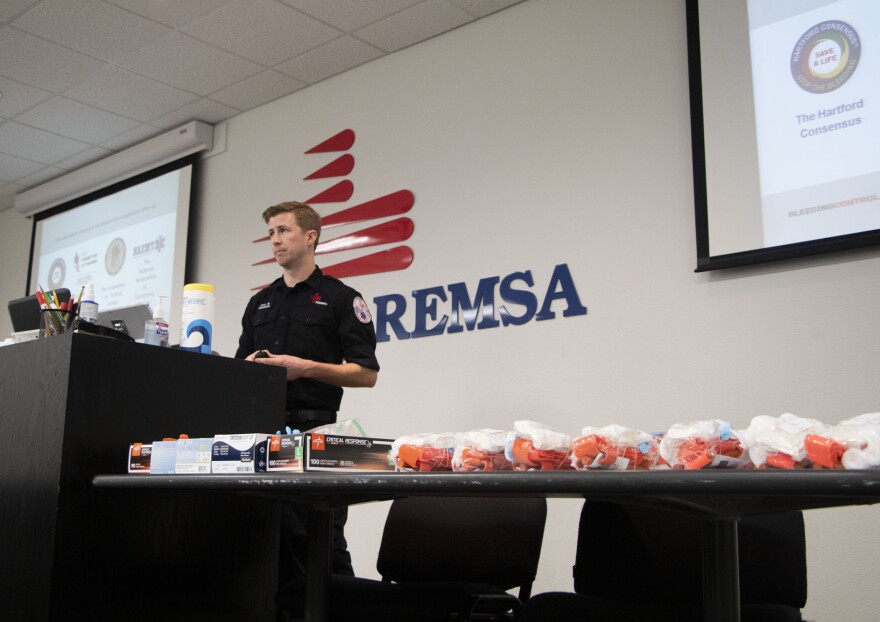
[249,350,377,387]
[251,351,314,380]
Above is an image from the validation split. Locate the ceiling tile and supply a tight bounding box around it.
[12,164,65,188]
[104,0,234,29]
[149,98,240,129]
[209,70,306,111]
[12,0,171,62]
[63,66,200,122]
[0,121,90,164]
[99,124,165,151]
[447,0,523,18]
[0,0,40,24]
[0,26,107,92]
[0,0,497,188]
[16,96,141,143]
[354,0,472,52]
[0,76,53,118]
[281,0,423,32]
[53,145,114,171]
[275,36,383,84]
[117,32,264,96]
[0,151,45,182]
[183,0,339,66]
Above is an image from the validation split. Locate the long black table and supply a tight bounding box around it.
[93,469,880,622]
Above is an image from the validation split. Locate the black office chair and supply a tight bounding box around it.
[516,501,807,622]
[277,495,547,621]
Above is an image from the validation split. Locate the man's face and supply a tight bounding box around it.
[267,213,315,269]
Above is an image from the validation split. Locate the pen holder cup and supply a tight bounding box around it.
[39,309,73,338]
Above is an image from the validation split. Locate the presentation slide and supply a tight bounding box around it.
[30,166,191,314]
[748,0,880,246]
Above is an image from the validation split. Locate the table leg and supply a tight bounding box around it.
[304,507,333,622]
[701,517,740,622]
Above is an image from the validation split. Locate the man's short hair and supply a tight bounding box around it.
[263,201,321,247]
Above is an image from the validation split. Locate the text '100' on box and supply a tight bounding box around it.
[303,434,394,472]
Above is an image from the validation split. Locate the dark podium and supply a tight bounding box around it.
[0,332,286,621]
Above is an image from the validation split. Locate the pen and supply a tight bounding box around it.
[67,297,78,327]
[38,285,54,309]
[35,290,56,336]
[38,286,66,335]
[72,287,85,330]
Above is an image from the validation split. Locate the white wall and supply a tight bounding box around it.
[2,1,878,619]
[0,207,33,315]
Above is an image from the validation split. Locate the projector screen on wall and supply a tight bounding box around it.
[688,0,880,271]
[27,155,196,321]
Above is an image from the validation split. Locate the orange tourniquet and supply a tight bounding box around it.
[396,444,453,471]
[804,434,851,469]
[571,434,658,470]
[511,437,571,471]
[675,437,743,470]
[457,447,511,471]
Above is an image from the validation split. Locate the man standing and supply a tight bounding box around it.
[236,200,380,583]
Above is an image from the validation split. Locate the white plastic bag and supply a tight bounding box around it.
[452,429,513,471]
[391,432,456,471]
[659,419,749,469]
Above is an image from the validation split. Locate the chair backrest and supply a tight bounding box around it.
[376,496,547,598]
[572,501,807,608]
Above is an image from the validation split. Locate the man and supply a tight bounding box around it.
[236,200,380,583]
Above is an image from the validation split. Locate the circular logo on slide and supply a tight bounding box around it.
[791,20,860,94]
[105,237,126,276]
[47,258,66,289]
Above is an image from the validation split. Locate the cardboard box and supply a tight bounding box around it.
[149,440,178,474]
[267,434,303,472]
[128,443,152,474]
[175,437,213,474]
[302,433,394,472]
[212,433,269,473]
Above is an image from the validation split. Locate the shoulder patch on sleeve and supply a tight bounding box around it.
[353,296,372,324]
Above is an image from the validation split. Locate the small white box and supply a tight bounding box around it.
[212,434,269,473]
[175,437,213,474]
[267,434,304,472]
[150,440,178,474]
[12,329,41,342]
[127,443,152,474]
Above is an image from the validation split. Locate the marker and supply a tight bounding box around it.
[38,285,54,309]
[68,287,84,329]
[64,298,76,329]
[37,286,68,334]
[35,290,59,336]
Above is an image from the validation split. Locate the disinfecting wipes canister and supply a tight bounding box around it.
[180,283,215,353]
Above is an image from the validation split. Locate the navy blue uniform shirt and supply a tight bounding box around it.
[235,267,379,416]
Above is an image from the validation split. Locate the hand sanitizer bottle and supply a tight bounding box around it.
[144,296,170,347]
[79,283,99,324]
